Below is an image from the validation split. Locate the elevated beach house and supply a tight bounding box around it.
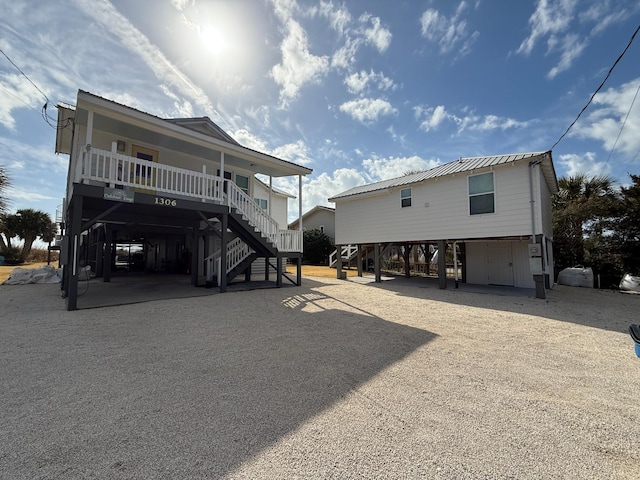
[55,90,312,310]
[328,151,558,298]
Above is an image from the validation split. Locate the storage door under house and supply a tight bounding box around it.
[487,243,514,286]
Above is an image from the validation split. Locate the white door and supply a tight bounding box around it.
[487,243,514,286]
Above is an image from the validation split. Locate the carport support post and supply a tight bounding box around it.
[66,195,83,311]
[336,244,343,279]
[403,244,411,278]
[276,256,282,287]
[296,256,302,286]
[103,225,112,282]
[356,245,363,277]
[190,226,198,286]
[374,243,381,283]
[219,213,228,293]
[437,240,447,289]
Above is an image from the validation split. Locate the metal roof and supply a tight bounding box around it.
[328,151,557,201]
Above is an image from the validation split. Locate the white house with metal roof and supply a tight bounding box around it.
[328,151,558,297]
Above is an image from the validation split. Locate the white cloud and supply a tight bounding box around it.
[270,19,330,107]
[231,129,269,152]
[573,79,640,158]
[420,1,479,58]
[0,73,46,130]
[271,140,313,165]
[344,70,396,94]
[558,152,610,177]
[318,1,351,35]
[339,98,397,123]
[362,155,440,181]
[516,0,630,78]
[331,36,360,70]
[170,0,190,11]
[358,13,392,53]
[546,33,587,79]
[74,0,216,116]
[416,104,529,133]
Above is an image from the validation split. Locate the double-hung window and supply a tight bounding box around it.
[401,188,412,208]
[254,198,268,210]
[468,172,495,215]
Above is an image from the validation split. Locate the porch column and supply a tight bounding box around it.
[265,256,270,281]
[219,213,228,293]
[357,245,363,277]
[95,227,104,277]
[220,152,226,205]
[269,176,273,217]
[336,244,343,279]
[437,240,447,289]
[296,255,302,286]
[103,225,112,282]
[66,195,83,311]
[374,243,381,283]
[86,110,93,146]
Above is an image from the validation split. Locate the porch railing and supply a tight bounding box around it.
[227,181,302,252]
[329,244,358,267]
[77,146,302,252]
[79,146,224,202]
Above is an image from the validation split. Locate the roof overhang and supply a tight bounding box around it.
[75,90,312,178]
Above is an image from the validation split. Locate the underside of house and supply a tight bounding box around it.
[56,91,311,310]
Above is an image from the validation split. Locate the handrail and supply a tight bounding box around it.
[80,147,224,202]
[227,181,279,244]
[329,244,358,267]
[204,237,254,283]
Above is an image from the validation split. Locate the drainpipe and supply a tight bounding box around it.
[529,159,545,299]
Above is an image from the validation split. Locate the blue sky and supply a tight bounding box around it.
[1,0,640,224]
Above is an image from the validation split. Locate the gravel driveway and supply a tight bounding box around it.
[1,277,639,479]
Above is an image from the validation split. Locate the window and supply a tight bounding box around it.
[254,198,268,210]
[401,188,412,207]
[235,174,249,195]
[469,172,494,215]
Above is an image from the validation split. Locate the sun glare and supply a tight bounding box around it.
[200,26,228,54]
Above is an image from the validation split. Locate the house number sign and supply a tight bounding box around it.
[155,197,177,207]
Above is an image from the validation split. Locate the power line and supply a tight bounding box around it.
[550,23,640,151]
[0,47,50,103]
[601,81,640,173]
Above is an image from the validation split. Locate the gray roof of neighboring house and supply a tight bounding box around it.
[328,151,557,201]
[288,205,335,228]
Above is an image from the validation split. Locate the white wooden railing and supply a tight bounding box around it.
[205,237,254,285]
[329,244,358,267]
[227,181,302,252]
[76,146,302,252]
[78,146,224,202]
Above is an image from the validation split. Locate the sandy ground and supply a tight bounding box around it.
[1,276,639,479]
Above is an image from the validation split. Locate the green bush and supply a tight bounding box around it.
[303,229,334,265]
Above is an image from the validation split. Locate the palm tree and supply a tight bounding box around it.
[11,209,55,263]
[552,173,618,270]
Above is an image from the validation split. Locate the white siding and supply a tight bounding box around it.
[335,164,534,245]
[253,181,289,229]
[291,209,336,240]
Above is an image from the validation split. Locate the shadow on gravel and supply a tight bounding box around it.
[0,278,437,478]
[347,274,636,334]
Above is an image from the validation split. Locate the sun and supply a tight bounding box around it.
[200,26,228,54]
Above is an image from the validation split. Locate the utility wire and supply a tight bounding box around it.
[550,23,640,151]
[0,47,50,103]
[601,81,640,173]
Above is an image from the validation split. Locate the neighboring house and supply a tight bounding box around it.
[55,90,312,310]
[328,151,558,297]
[288,205,336,240]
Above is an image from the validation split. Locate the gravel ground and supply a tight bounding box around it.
[1,277,639,479]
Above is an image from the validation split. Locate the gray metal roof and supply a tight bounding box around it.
[328,151,557,201]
